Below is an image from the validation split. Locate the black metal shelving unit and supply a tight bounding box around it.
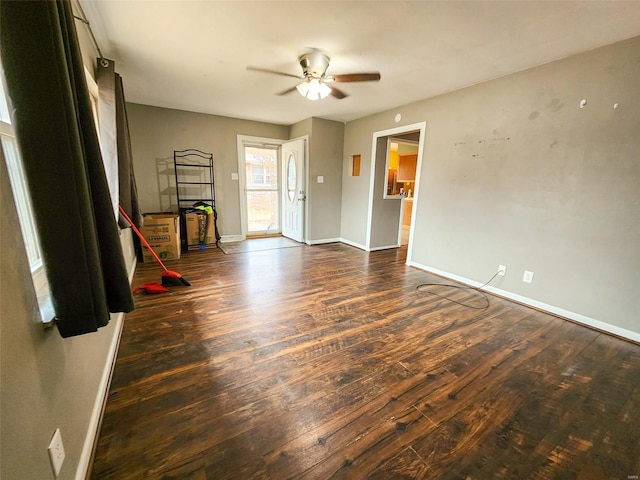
[174,149,215,208]
[173,149,219,250]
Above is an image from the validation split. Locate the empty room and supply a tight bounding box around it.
[1,1,639,479]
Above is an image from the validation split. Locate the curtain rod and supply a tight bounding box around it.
[72,0,109,67]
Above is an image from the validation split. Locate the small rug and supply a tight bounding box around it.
[220,236,304,254]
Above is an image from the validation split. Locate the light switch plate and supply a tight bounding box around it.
[317,176,324,183]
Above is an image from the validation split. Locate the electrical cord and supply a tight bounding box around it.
[414,270,502,310]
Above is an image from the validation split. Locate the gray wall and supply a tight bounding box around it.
[126,103,289,238]
[341,119,377,248]
[289,117,345,243]
[341,36,640,334]
[289,117,312,140]
[307,118,344,242]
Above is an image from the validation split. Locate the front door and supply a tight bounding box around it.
[281,138,305,242]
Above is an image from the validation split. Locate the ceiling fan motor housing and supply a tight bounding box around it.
[299,52,330,79]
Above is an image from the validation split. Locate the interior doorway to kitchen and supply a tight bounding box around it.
[384,137,419,246]
[366,121,426,264]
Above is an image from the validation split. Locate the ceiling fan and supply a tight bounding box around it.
[247,51,381,100]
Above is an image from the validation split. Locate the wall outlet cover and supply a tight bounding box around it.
[48,428,65,477]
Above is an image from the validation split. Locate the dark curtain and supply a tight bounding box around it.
[0,0,135,337]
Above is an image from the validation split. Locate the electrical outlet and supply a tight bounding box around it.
[523,270,534,283]
[498,265,507,276]
[48,428,65,477]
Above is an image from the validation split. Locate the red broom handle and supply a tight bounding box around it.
[118,205,169,273]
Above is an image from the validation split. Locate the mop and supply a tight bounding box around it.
[118,205,191,287]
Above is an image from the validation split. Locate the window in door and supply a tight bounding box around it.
[244,146,279,234]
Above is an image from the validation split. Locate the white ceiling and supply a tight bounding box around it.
[81,1,640,126]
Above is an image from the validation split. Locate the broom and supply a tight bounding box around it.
[118,205,191,286]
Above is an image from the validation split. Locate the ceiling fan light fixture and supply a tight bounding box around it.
[248,51,380,100]
[296,78,331,101]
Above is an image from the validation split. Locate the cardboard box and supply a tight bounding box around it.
[184,212,216,248]
[140,213,181,262]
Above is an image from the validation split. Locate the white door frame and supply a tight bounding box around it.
[236,135,285,239]
[365,121,427,263]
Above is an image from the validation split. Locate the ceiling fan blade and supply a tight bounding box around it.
[276,85,299,96]
[246,66,303,80]
[329,86,348,99]
[326,72,381,83]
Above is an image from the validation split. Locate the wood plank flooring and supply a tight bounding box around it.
[91,242,640,479]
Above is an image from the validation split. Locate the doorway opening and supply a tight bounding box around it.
[237,136,284,239]
[385,137,419,246]
[237,135,307,242]
[366,121,426,264]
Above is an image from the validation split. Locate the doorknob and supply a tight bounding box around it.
[298,191,306,201]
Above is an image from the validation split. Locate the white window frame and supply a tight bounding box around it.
[0,68,55,323]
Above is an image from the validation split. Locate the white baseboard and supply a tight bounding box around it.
[408,260,640,344]
[76,257,137,480]
[76,312,125,480]
[338,238,368,251]
[308,237,341,245]
[369,244,400,252]
[220,234,244,243]
[338,239,400,253]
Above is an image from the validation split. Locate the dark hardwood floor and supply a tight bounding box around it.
[91,242,640,479]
